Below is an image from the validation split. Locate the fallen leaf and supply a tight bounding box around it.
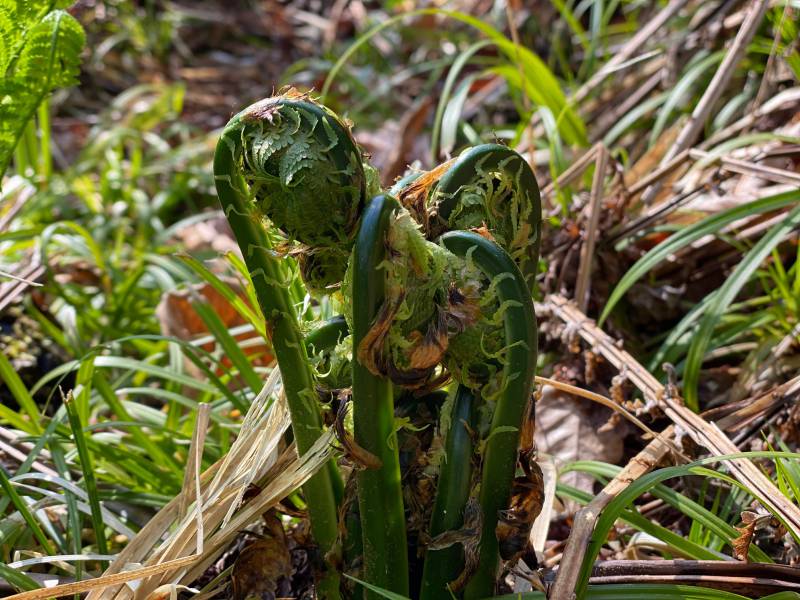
[534,385,626,506]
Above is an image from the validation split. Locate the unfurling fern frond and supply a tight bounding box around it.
[0,0,85,179]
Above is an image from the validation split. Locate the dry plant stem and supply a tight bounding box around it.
[352,195,409,599]
[626,149,690,197]
[534,376,683,454]
[516,0,691,156]
[712,375,800,432]
[574,145,609,313]
[5,555,203,600]
[0,261,43,313]
[591,71,662,142]
[700,88,800,150]
[21,377,319,600]
[546,295,800,539]
[549,428,675,600]
[640,0,771,204]
[589,560,800,595]
[0,427,55,477]
[609,182,704,244]
[541,143,600,199]
[663,0,770,162]
[687,148,800,187]
[571,0,690,106]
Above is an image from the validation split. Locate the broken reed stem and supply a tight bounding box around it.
[549,428,675,600]
[546,294,800,543]
[574,145,609,313]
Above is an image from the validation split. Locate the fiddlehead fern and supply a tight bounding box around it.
[215,91,364,598]
[440,231,538,599]
[398,143,541,289]
[218,92,542,600]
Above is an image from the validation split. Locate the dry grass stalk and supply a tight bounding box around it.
[546,294,800,539]
[570,0,690,107]
[574,145,609,312]
[588,559,800,595]
[661,0,771,163]
[534,375,678,451]
[549,428,675,599]
[4,370,335,600]
[687,148,800,188]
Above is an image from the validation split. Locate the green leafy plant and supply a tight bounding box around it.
[214,90,542,599]
[0,0,85,180]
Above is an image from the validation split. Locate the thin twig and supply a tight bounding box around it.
[574,146,609,312]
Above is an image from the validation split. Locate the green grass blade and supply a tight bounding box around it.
[0,467,54,555]
[558,483,724,560]
[0,354,43,433]
[0,563,40,592]
[683,203,800,409]
[322,8,586,145]
[430,40,492,161]
[64,393,109,569]
[600,189,800,325]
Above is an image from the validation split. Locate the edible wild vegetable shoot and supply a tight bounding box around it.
[215,89,542,599]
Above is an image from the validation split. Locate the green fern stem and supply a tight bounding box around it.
[352,194,410,598]
[439,232,538,599]
[214,105,344,598]
[419,385,477,600]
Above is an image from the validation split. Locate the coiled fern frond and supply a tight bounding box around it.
[0,0,85,178]
[397,144,541,289]
[220,89,377,293]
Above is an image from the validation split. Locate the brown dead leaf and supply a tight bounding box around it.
[231,512,293,600]
[396,158,457,232]
[496,457,545,564]
[624,120,683,191]
[157,281,272,381]
[534,385,625,504]
[407,311,449,370]
[171,214,240,258]
[356,295,403,377]
[332,398,382,470]
[733,511,759,562]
